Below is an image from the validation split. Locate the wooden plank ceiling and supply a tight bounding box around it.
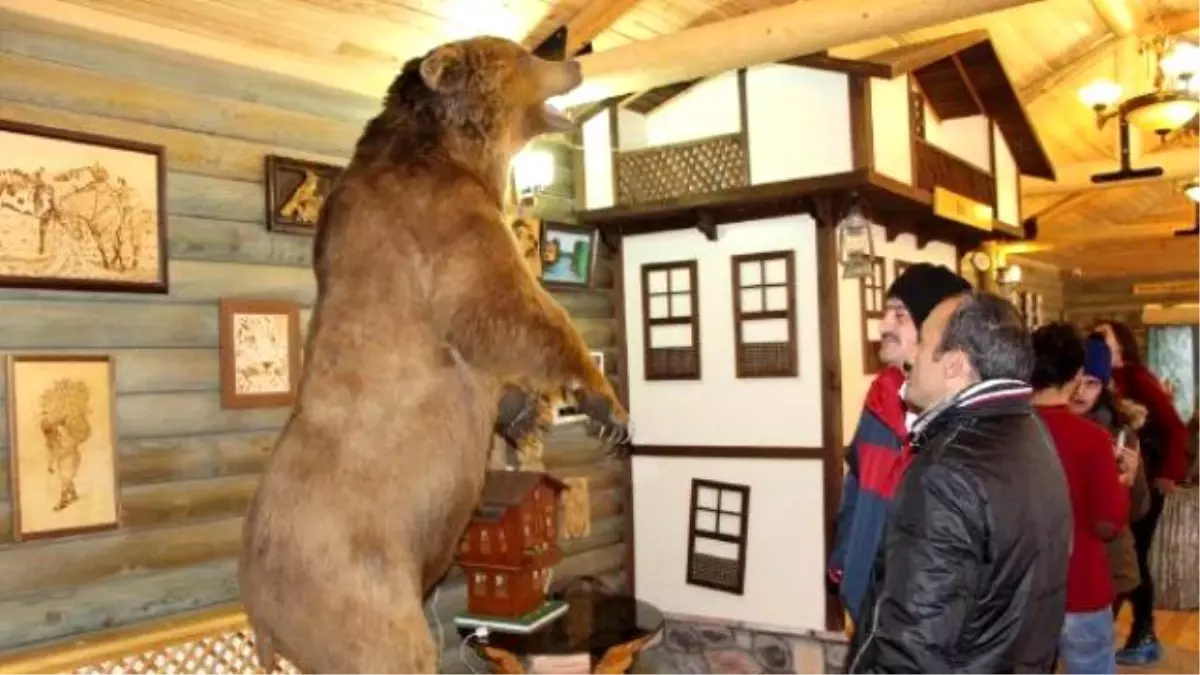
[4,0,1198,279]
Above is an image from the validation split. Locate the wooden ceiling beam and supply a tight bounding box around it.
[1090,0,1138,37]
[557,0,1044,106]
[1037,217,1196,245]
[561,0,644,56]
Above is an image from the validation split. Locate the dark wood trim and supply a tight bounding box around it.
[908,77,924,196]
[612,247,636,596]
[782,51,894,79]
[686,479,750,595]
[736,67,750,184]
[848,74,875,171]
[860,257,887,375]
[950,54,986,116]
[608,102,620,210]
[814,205,846,633]
[731,250,799,378]
[641,260,702,381]
[862,30,990,78]
[633,445,824,459]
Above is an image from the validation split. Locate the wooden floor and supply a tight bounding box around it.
[1114,606,1198,652]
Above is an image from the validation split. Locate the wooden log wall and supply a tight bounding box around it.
[0,11,626,671]
[1007,255,1066,323]
[1065,272,1200,356]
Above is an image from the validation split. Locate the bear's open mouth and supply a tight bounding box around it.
[542,103,575,132]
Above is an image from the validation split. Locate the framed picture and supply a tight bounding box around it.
[218,298,303,409]
[265,154,343,236]
[552,351,606,425]
[6,354,120,541]
[539,221,598,290]
[0,119,168,293]
[510,215,542,278]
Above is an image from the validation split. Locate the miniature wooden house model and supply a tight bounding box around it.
[458,471,567,618]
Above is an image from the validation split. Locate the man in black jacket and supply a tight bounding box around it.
[848,291,1072,673]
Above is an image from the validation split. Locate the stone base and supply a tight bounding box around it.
[630,616,849,674]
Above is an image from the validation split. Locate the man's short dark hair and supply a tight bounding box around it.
[936,291,1033,382]
[1030,322,1085,389]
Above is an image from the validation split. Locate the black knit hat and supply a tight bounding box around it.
[884,262,971,329]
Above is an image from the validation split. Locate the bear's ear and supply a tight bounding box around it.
[419,45,464,91]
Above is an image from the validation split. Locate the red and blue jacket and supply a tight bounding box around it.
[828,365,912,622]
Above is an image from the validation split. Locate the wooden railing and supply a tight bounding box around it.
[913,138,995,208]
[0,603,295,675]
[614,133,749,206]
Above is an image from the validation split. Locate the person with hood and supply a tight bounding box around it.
[827,263,971,628]
[1067,335,1151,618]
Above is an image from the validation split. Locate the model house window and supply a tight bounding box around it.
[731,251,797,377]
[473,572,488,597]
[642,260,701,380]
[494,574,508,598]
[686,478,750,595]
[861,257,887,374]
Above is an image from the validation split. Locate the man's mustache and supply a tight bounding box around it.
[881,333,899,344]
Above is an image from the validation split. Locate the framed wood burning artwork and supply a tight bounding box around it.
[218,298,303,409]
[539,221,598,290]
[264,154,343,235]
[686,478,750,595]
[0,119,168,294]
[6,354,120,541]
[731,251,798,378]
[510,215,542,278]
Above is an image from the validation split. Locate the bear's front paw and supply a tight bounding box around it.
[574,389,632,457]
[495,385,546,449]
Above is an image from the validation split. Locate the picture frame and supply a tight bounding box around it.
[539,221,598,291]
[6,354,120,541]
[218,298,303,409]
[551,351,606,425]
[264,154,343,236]
[0,119,169,294]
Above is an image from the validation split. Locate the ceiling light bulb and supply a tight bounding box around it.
[1186,178,1200,203]
[1160,42,1200,82]
[1079,79,1122,109]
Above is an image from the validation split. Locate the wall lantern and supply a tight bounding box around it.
[837,195,878,280]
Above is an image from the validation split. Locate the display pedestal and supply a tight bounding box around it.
[454,599,568,634]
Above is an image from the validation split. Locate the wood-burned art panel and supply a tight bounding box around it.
[860,257,887,374]
[731,251,797,378]
[686,478,749,596]
[642,260,700,380]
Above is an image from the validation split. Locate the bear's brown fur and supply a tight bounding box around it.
[238,37,627,674]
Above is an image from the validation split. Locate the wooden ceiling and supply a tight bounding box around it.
[3,0,1197,279]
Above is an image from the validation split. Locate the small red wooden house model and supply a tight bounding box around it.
[458,470,568,618]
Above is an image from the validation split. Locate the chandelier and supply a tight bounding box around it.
[1079,33,1199,138]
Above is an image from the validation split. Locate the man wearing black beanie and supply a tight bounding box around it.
[828,262,972,632]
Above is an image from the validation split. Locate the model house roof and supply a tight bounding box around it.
[473,470,568,522]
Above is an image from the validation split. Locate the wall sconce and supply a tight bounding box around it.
[996,264,1023,288]
[511,148,555,205]
[837,195,878,280]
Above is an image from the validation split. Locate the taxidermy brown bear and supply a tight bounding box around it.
[238,36,629,674]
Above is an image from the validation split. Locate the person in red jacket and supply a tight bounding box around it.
[1094,320,1188,666]
[1031,323,1130,674]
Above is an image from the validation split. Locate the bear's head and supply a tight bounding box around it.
[360,36,581,185]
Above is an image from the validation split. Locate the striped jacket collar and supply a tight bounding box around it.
[909,378,1033,447]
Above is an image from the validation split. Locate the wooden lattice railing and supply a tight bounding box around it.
[0,603,296,675]
[614,133,749,205]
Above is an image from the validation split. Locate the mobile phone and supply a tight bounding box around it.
[1116,428,1128,451]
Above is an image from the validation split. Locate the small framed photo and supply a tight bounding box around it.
[552,351,606,425]
[6,354,120,541]
[510,215,542,278]
[539,221,598,291]
[218,298,302,409]
[0,119,168,294]
[264,154,342,236]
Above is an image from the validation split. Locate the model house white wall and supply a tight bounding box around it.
[836,225,959,441]
[632,454,826,631]
[623,215,827,632]
[924,107,991,172]
[870,74,913,185]
[993,125,1020,225]
[581,64,853,210]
